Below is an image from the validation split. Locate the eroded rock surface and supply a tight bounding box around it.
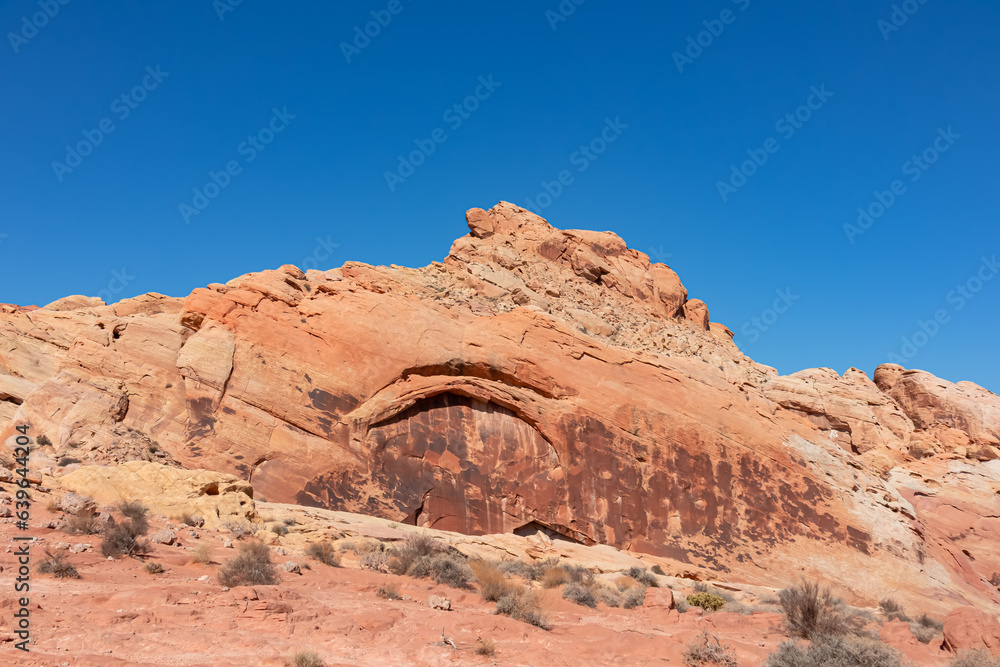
[1,202,999,618]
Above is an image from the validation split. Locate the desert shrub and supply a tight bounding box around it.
[65,512,98,535]
[676,597,690,613]
[623,586,647,609]
[272,524,289,537]
[651,564,666,575]
[429,554,474,589]
[687,592,726,612]
[191,545,213,564]
[496,585,550,630]
[475,638,496,657]
[626,566,659,588]
[387,534,436,575]
[101,507,151,559]
[564,564,595,586]
[376,584,400,600]
[223,520,260,539]
[218,540,279,587]
[726,600,780,615]
[290,651,324,667]
[778,579,864,639]
[910,623,937,644]
[360,551,388,572]
[915,612,943,631]
[37,435,52,446]
[990,572,1000,588]
[58,457,82,466]
[179,514,198,527]
[471,560,515,602]
[283,517,297,526]
[349,540,384,555]
[616,575,637,591]
[766,636,903,667]
[144,561,164,574]
[950,650,1000,667]
[598,586,622,608]
[541,566,568,589]
[683,630,738,667]
[562,582,597,608]
[879,598,911,623]
[38,549,80,579]
[306,541,340,567]
[694,581,710,593]
[497,559,534,579]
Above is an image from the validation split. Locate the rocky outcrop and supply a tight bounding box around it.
[943,606,1000,655]
[1,202,999,617]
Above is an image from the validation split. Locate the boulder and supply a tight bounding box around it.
[428,595,451,611]
[943,607,1000,655]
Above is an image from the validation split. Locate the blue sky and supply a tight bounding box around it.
[2,0,998,392]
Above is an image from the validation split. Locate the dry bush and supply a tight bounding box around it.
[598,586,622,608]
[496,559,538,580]
[778,579,864,639]
[766,636,903,667]
[289,651,324,667]
[429,553,474,589]
[46,498,60,512]
[272,523,289,536]
[564,563,595,586]
[623,586,647,609]
[376,583,400,600]
[101,505,150,558]
[616,575,637,591]
[562,582,597,608]
[541,566,568,589]
[360,551,388,572]
[915,612,943,631]
[191,545,213,564]
[879,598,911,623]
[990,572,1000,588]
[65,512,98,535]
[496,584,550,630]
[144,561,164,574]
[218,540,279,587]
[306,541,340,567]
[37,434,52,446]
[651,564,666,575]
[950,650,1000,667]
[676,596,690,613]
[687,592,726,612]
[626,566,659,588]
[38,549,80,579]
[178,514,203,527]
[387,534,436,575]
[223,520,260,539]
[910,623,937,644]
[475,638,496,657]
[683,630,738,667]
[283,517,297,526]
[471,560,515,602]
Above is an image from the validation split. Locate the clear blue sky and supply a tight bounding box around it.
[2,1,998,392]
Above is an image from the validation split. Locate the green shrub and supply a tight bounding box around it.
[766,636,903,667]
[683,630,738,667]
[218,540,279,586]
[687,592,726,612]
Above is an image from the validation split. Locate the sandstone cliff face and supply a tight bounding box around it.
[2,202,999,615]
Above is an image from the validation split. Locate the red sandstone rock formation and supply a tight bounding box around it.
[2,202,999,620]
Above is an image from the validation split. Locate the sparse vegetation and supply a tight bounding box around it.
[950,650,1000,667]
[283,517,296,526]
[360,551,388,572]
[651,564,666,575]
[598,586,622,608]
[38,549,80,579]
[289,650,324,667]
[676,596,690,613]
[428,554,474,589]
[541,566,568,589]
[623,586,647,609]
[878,598,911,623]
[272,523,289,536]
[306,541,340,567]
[626,566,659,588]
[385,536,472,589]
[495,584,550,630]
[144,561,164,574]
[37,435,52,446]
[914,612,943,631]
[766,636,903,667]
[57,457,81,466]
[179,514,203,527]
[101,502,150,558]
[376,583,401,600]
[471,560,515,602]
[683,630,738,667]
[386,534,436,575]
[777,579,864,639]
[65,511,98,535]
[191,545,213,564]
[687,592,726,612]
[562,582,597,608]
[223,520,261,539]
[217,540,279,587]
[475,638,496,657]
